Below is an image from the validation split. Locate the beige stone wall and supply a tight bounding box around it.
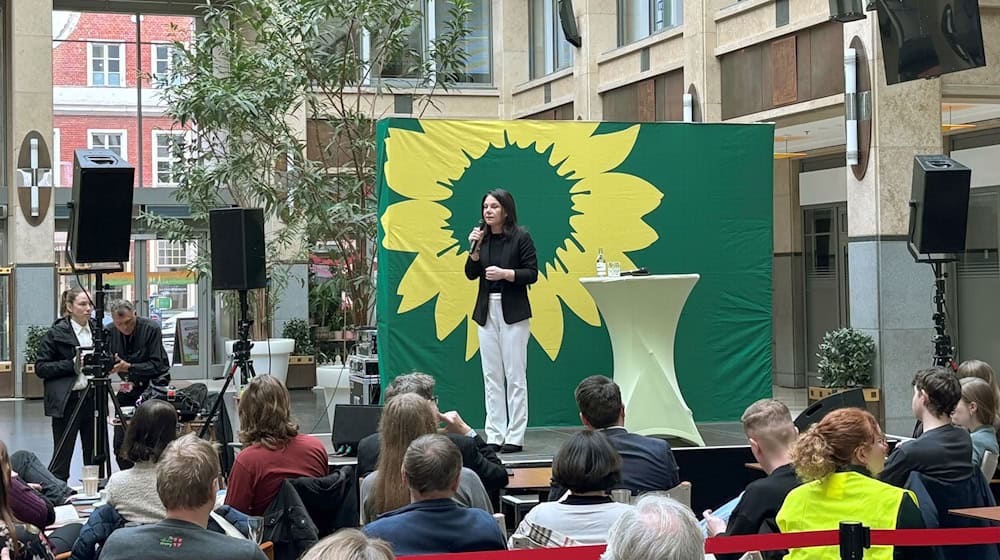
[510,71,575,117]
[715,0,775,47]
[9,0,55,264]
[597,30,685,91]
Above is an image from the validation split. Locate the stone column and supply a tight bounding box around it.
[573,0,617,120]
[494,0,529,120]
[843,18,941,436]
[773,159,806,387]
[683,0,721,122]
[9,0,56,396]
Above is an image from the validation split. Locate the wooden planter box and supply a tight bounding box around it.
[23,363,45,399]
[808,386,883,427]
[286,355,317,390]
[0,362,12,398]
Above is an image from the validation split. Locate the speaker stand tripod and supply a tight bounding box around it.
[48,272,130,480]
[199,289,256,439]
[907,202,958,370]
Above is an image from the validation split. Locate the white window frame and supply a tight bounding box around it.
[155,240,191,268]
[152,130,186,187]
[87,41,126,87]
[152,42,174,87]
[87,129,127,158]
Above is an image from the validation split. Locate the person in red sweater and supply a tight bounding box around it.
[224,376,327,515]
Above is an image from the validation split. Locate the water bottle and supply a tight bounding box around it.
[596,248,607,277]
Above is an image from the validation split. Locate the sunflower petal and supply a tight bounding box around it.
[465,318,480,362]
[434,254,478,340]
[396,253,446,314]
[381,200,460,254]
[527,274,565,360]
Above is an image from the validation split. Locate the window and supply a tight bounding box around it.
[153,131,185,186]
[152,43,181,86]
[529,0,573,79]
[618,0,683,46]
[88,130,125,157]
[370,1,493,84]
[90,42,124,86]
[156,240,189,267]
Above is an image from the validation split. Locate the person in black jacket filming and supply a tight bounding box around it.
[35,288,101,481]
[105,299,170,469]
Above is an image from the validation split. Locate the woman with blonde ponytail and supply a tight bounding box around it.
[776,408,927,560]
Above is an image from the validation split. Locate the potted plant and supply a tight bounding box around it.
[22,325,49,399]
[809,327,881,423]
[282,318,317,390]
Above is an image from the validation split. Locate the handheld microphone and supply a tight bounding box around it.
[470,220,486,253]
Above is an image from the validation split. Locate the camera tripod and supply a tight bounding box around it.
[907,202,958,370]
[48,271,130,480]
[199,289,256,438]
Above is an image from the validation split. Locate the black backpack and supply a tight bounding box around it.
[135,383,208,421]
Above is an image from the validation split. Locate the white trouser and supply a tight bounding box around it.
[479,293,530,445]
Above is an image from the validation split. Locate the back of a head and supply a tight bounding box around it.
[741,398,796,453]
[913,367,962,418]
[300,529,395,560]
[238,374,298,449]
[790,407,879,482]
[961,377,997,427]
[121,399,178,463]
[371,393,437,517]
[602,495,703,560]
[958,360,997,385]
[552,430,622,494]
[109,299,135,316]
[156,433,220,511]
[384,372,436,402]
[575,375,623,429]
[403,434,463,495]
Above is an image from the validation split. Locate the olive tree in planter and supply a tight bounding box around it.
[809,327,881,422]
[22,325,49,399]
[282,318,318,389]
[144,0,474,350]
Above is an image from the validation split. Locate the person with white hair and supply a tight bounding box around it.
[602,495,704,560]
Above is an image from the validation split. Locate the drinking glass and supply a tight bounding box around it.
[608,261,622,277]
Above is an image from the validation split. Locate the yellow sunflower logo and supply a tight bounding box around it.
[380,120,663,360]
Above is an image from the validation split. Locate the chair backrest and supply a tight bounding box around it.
[905,470,1000,560]
[640,481,692,509]
[981,450,998,480]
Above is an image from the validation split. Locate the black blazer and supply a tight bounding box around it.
[105,315,170,400]
[464,227,538,326]
[548,426,680,500]
[356,431,509,493]
[35,317,100,418]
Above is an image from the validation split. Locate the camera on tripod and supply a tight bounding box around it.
[81,350,114,379]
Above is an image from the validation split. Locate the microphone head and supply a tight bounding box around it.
[478,219,486,229]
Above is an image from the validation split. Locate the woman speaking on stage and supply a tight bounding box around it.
[465,189,538,454]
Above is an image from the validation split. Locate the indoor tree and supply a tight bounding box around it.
[145,0,473,337]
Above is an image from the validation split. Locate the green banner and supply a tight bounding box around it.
[377,119,773,426]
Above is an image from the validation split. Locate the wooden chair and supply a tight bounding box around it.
[54,553,71,560]
[260,540,274,560]
[639,481,693,509]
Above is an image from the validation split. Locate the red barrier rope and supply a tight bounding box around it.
[397,526,1000,560]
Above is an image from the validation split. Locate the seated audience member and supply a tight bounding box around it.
[105,399,177,523]
[363,434,505,555]
[959,360,1000,431]
[100,434,267,560]
[357,372,507,494]
[301,529,394,560]
[0,441,54,560]
[777,408,928,560]
[361,394,491,522]
[601,495,703,560]
[703,399,801,560]
[2,448,52,531]
[880,368,975,488]
[8,450,73,509]
[510,430,632,546]
[225,375,328,516]
[550,375,677,500]
[952,377,999,470]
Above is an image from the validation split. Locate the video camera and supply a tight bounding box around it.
[81,350,114,379]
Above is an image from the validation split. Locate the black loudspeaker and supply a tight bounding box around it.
[794,388,867,432]
[910,155,971,255]
[209,208,266,291]
[69,150,134,264]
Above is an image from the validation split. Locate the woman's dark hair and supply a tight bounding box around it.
[120,399,178,463]
[551,430,622,494]
[482,188,519,236]
[0,440,21,556]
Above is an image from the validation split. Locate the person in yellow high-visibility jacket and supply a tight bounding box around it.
[777,408,931,560]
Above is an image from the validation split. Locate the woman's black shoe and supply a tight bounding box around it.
[485,443,502,453]
[501,444,523,453]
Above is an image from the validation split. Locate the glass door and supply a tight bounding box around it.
[803,204,850,384]
[956,188,1000,368]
